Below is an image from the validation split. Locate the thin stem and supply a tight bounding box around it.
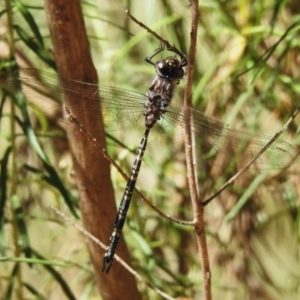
[184,1,212,299]
[101,150,196,225]
[125,9,186,57]
[48,205,176,300]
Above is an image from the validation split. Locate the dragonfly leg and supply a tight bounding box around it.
[145,44,166,65]
[145,44,187,68]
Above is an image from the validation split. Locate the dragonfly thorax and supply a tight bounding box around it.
[144,77,174,128]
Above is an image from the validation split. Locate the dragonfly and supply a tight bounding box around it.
[6,46,297,273]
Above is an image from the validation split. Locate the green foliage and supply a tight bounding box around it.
[0,0,300,299]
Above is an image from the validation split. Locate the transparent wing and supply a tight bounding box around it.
[7,68,297,170]
[163,105,296,169]
[7,68,148,133]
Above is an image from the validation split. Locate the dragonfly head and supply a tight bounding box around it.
[154,56,185,81]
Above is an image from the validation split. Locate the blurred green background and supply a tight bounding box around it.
[1,0,300,299]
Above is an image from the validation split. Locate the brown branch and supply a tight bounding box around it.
[43,1,141,299]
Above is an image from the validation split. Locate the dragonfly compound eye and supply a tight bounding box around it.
[155,57,185,81]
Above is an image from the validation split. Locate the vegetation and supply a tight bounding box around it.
[0,0,300,299]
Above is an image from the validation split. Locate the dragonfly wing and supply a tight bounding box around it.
[7,69,147,137]
[163,105,297,170]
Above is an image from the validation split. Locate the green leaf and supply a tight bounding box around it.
[0,146,12,257]
[13,0,44,47]
[6,71,78,218]
[11,195,33,264]
[31,248,77,300]
[4,263,20,300]
[14,25,56,69]
[23,163,79,218]
[23,282,47,300]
